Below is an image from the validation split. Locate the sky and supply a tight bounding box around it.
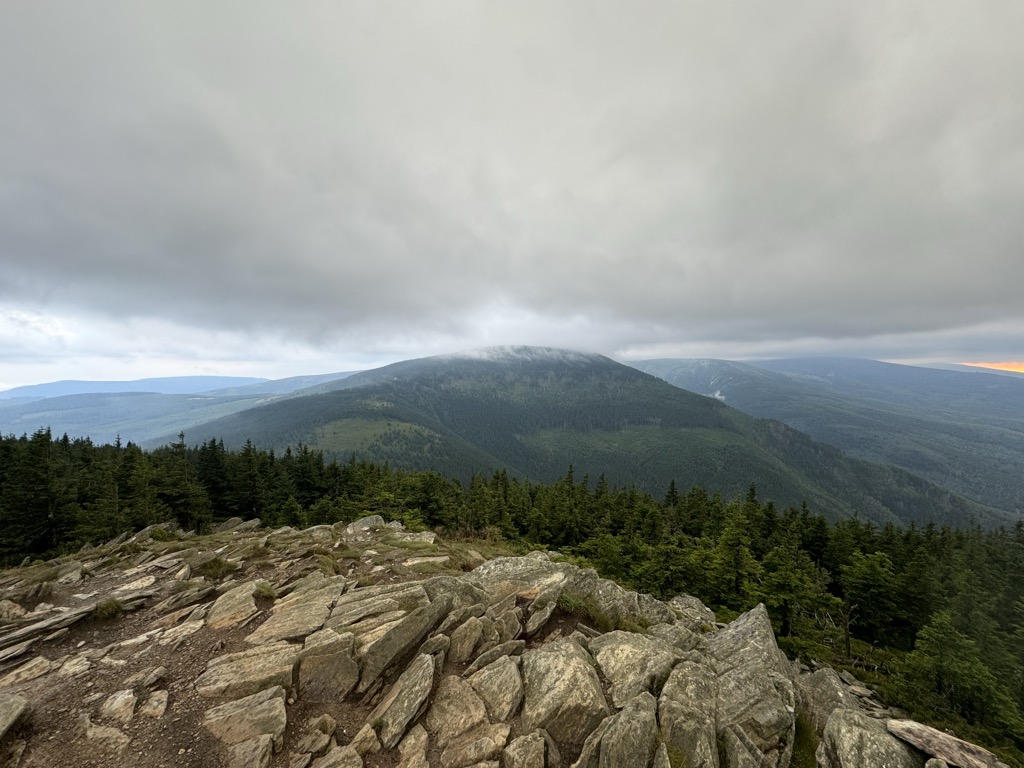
[3,2,1024,390]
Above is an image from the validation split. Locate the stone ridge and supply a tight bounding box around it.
[0,516,1005,768]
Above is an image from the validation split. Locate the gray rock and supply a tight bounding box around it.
[423,675,488,743]
[246,580,347,644]
[719,724,774,768]
[397,724,430,768]
[598,691,658,768]
[795,667,858,737]
[342,515,386,537]
[0,692,29,741]
[206,580,259,630]
[79,713,130,752]
[464,639,526,677]
[370,654,436,749]
[925,760,949,768]
[438,723,510,768]
[521,638,610,748]
[356,595,452,692]
[311,745,363,767]
[646,622,708,653]
[658,656,718,768]
[709,604,795,767]
[203,685,287,751]
[99,688,137,726]
[589,630,680,707]
[652,742,671,768]
[227,734,274,768]
[669,594,717,632]
[816,709,925,768]
[468,654,524,721]
[194,642,299,699]
[503,731,547,768]
[299,629,360,702]
[449,616,484,664]
[887,719,997,768]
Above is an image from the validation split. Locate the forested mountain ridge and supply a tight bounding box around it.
[632,357,1024,515]
[150,347,1010,528]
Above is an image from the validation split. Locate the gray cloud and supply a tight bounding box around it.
[2,1,1023,384]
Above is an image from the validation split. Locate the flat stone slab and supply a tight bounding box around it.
[887,719,999,768]
[194,642,299,699]
[0,692,29,741]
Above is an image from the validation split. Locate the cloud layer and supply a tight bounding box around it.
[2,2,1022,385]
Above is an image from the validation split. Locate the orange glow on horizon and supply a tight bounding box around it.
[962,361,1024,374]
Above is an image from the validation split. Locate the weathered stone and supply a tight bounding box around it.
[246,581,346,644]
[100,688,137,726]
[503,730,546,768]
[371,654,435,749]
[327,584,428,630]
[652,742,671,768]
[439,723,510,768]
[194,642,299,699]
[423,675,488,743]
[709,604,795,767]
[342,515,385,537]
[294,729,331,756]
[311,744,363,768]
[419,633,450,656]
[356,595,452,692]
[598,692,658,768]
[795,667,858,737]
[464,640,526,676]
[646,622,708,653]
[720,723,774,768]
[0,656,52,686]
[520,638,610,748]
[887,719,997,768]
[227,734,274,768]
[349,723,381,755]
[79,713,130,752]
[495,609,523,643]
[525,600,557,636]
[203,685,287,751]
[397,724,430,768]
[422,576,491,613]
[925,760,950,768]
[468,654,523,721]
[299,629,360,702]
[669,594,718,632]
[816,709,925,768]
[449,616,484,664]
[138,690,169,718]
[658,656,718,768]
[0,693,29,741]
[589,630,680,707]
[206,581,259,630]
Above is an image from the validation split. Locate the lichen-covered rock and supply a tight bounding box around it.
[194,642,299,699]
[709,604,795,767]
[816,709,925,768]
[589,630,680,707]
[503,730,547,768]
[597,691,658,768]
[449,616,484,663]
[371,654,436,749]
[521,638,610,749]
[658,655,718,768]
[468,654,523,721]
[203,685,287,751]
[423,675,488,743]
[299,628,360,702]
[795,666,858,737]
[355,595,452,692]
[206,580,259,630]
[246,580,347,644]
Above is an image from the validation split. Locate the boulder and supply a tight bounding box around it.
[589,630,680,707]
[194,642,299,699]
[246,580,347,644]
[355,595,452,692]
[206,580,259,630]
[468,654,524,721]
[311,745,363,767]
[203,685,287,751]
[370,654,436,749]
[887,719,1001,768]
[709,604,795,767]
[597,691,658,768]
[504,730,547,768]
[227,734,274,768]
[438,723,510,768]
[795,667,858,737]
[449,616,484,664]
[0,693,29,741]
[658,656,718,768]
[299,629,360,702]
[423,675,488,743]
[520,638,610,748]
[816,709,925,768]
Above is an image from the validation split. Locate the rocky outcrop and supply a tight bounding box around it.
[0,515,1008,768]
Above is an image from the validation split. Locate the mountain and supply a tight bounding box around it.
[630,357,1024,516]
[0,372,358,445]
[0,376,268,399]
[151,346,1009,528]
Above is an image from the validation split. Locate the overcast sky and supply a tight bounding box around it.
[2,2,1023,389]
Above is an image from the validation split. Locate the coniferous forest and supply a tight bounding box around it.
[3,428,1024,760]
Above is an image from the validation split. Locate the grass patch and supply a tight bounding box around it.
[254,581,277,600]
[148,527,175,542]
[193,556,238,581]
[90,598,124,622]
[791,714,818,768]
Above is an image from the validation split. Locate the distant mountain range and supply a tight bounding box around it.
[630,357,1024,516]
[1,349,1018,528]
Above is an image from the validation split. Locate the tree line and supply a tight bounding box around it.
[2,428,1023,757]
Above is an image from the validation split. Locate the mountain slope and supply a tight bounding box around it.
[631,357,1024,515]
[156,347,1010,528]
[0,376,267,399]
